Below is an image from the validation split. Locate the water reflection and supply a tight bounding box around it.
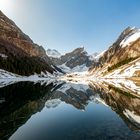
[0,81,55,140]
[0,79,140,140]
[89,81,140,130]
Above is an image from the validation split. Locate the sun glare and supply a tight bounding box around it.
[0,0,13,14]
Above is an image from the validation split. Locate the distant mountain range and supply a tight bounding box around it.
[47,47,98,72]
[0,10,140,78]
[46,27,140,78]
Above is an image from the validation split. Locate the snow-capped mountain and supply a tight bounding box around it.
[1,9,140,78]
[46,49,61,58]
[120,27,140,48]
[48,47,97,73]
[89,27,140,78]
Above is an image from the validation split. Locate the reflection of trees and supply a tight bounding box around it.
[0,81,54,140]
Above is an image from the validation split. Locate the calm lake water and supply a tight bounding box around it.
[0,80,140,140]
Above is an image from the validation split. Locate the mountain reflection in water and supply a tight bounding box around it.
[0,79,140,140]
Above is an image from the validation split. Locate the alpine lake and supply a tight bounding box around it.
[0,78,140,140]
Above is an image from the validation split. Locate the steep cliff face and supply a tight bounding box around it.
[89,27,140,77]
[0,11,56,76]
[0,10,46,57]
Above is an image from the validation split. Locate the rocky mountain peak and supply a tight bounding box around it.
[89,26,140,77]
[112,27,139,48]
[71,47,86,54]
[98,26,140,63]
[122,26,138,35]
[48,47,96,72]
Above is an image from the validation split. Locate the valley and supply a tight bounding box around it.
[0,9,140,140]
[1,10,140,80]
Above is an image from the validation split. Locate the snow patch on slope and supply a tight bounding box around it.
[104,60,140,78]
[121,62,140,77]
[94,50,106,61]
[0,69,58,88]
[120,28,140,48]
[46,49,61,58]
[72,64,88,72]
[57,63,71,73]
[58,63,88,73]
[0,68,58,79]
[0,69,20,78]
[89,52,98,61]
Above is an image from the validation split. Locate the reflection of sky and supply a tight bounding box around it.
[0,78,140,139]
[9,101,131,140]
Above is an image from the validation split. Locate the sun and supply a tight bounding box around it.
[0,0,13,14]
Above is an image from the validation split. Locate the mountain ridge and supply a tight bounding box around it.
[89,26,140,78]
[48,47,98,73]
[0,10,61,76]
[0,10,140,78]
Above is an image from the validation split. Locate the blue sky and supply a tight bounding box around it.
[0,0,140,54]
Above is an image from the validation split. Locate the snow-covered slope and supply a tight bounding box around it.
[0,69,59,88]
[89,52,98,61]
[58,63,88,73]
[94,50,106,61]
[89,27,140,78]
[0,68,58,79]
[101,54,140,78]
[46,49,61,58]
[0,69,20,79]
[120,27,140,48]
